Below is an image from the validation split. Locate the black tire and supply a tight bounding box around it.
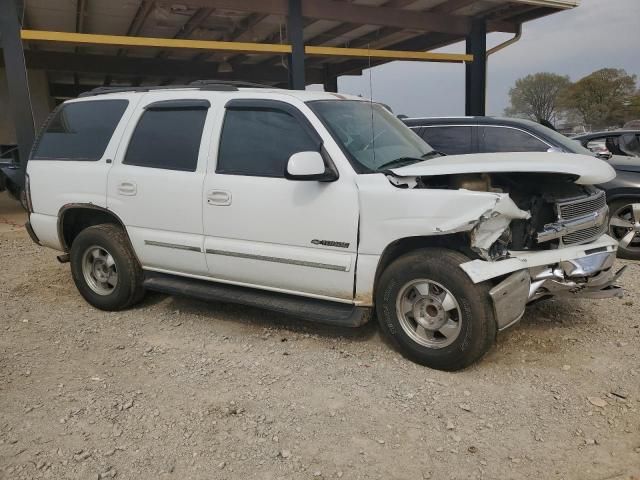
[608,199,640,260]
[375,248,496,371]
[70,223,145,311]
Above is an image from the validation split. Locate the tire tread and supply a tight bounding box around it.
[376,248,496,371]
[70,223,144,310]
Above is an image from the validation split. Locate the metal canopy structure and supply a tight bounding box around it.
[1,0,578,185]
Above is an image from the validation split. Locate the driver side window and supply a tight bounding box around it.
[217,107,319,178]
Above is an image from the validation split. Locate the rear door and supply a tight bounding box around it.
[107,93,213,276]
[27,97,134,249]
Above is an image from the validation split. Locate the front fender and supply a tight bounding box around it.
[355,174,529,256]
[353,174,530,305]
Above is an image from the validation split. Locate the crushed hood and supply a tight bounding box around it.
[390,152,616,185]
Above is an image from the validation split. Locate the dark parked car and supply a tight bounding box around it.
[403,116,640,260]
[0,144,25,207]
[573,130,640,158]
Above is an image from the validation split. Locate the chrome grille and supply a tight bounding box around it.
[557,190,607,246]
[562,223,607,245]
[558,191,606,220]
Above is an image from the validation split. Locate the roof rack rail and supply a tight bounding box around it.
[78,83,241,98]
[189,80,275,89]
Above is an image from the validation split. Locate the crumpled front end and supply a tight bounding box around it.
[468,194,530,260]
[462,235,625,331]
[355,173,625,312]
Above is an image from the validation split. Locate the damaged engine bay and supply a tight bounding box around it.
[392,172,609,260]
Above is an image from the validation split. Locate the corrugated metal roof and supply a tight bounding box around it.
[17,0,579,97]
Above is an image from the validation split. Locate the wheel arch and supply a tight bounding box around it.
[370,233,471,303]
[57,203,130,252]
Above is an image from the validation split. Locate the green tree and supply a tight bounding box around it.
[504,72,571,126]
[561,68,638,129]
[623,92,640,127]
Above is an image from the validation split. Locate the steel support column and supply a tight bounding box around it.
[0,0,35,183]
[323,72,338,93]
[465,19,486,116]
[287,0,305,90]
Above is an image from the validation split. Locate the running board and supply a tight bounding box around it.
[142,271,371,328]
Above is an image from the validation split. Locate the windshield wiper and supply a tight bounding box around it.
[376,156,424,171]
[376,151,443,172]
[422,150,445,158]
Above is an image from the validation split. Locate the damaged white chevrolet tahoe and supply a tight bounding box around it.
[25,85,625,371]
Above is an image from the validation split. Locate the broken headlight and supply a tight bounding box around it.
[488,227,511,260]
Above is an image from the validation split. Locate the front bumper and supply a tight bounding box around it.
[463,235,625,331]
[528,251,625,302]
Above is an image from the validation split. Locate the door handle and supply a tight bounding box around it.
[207,190,232,206]
[118,181,137,196]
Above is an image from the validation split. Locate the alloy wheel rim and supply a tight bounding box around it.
[609,203,640,251]
[395,279,462,349]
[81,245,118,295]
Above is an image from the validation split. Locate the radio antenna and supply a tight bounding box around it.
[367,43,376,166]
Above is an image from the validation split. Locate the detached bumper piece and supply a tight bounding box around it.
[489,249,625,332]
[489,270,530,331]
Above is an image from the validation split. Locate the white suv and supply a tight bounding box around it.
[24,83,625,370]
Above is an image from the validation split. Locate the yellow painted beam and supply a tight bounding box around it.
[21,30,472,63]
[305,45,472,63]
[21,30,292,55]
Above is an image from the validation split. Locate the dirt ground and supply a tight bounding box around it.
[1,191,639,480]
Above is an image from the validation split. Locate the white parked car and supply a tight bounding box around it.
[25,84,625,370]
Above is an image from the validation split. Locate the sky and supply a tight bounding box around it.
[315,0,640,117]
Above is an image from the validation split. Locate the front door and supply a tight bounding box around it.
[107,94,213,276]
[202,99,359,301]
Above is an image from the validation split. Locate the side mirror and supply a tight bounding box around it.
[596,151,613,160]
[546,147,563,153]
[285,151,338,182]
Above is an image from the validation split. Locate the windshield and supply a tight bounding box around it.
[308,100,434,172]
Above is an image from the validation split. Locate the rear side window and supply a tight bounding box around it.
[217,108,318,177]
[479,126,548,153]
[419,126,474,155]
[32,100,128,161]
[124,108,207,172]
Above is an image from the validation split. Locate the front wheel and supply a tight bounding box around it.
[70,224,145,310]
[376,248,496,371]
[608,199,640,260]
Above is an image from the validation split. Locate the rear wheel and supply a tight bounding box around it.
[376,248,496,371]
[70,224,145,310]
[608,199,640,260]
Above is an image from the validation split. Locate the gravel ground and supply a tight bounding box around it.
[1,192,639,480]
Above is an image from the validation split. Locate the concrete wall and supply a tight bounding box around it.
[0,68,54,145]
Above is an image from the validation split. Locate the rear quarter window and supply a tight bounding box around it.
[31,100,128,161]
[419,126,474,155]
[479,126,549,153]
